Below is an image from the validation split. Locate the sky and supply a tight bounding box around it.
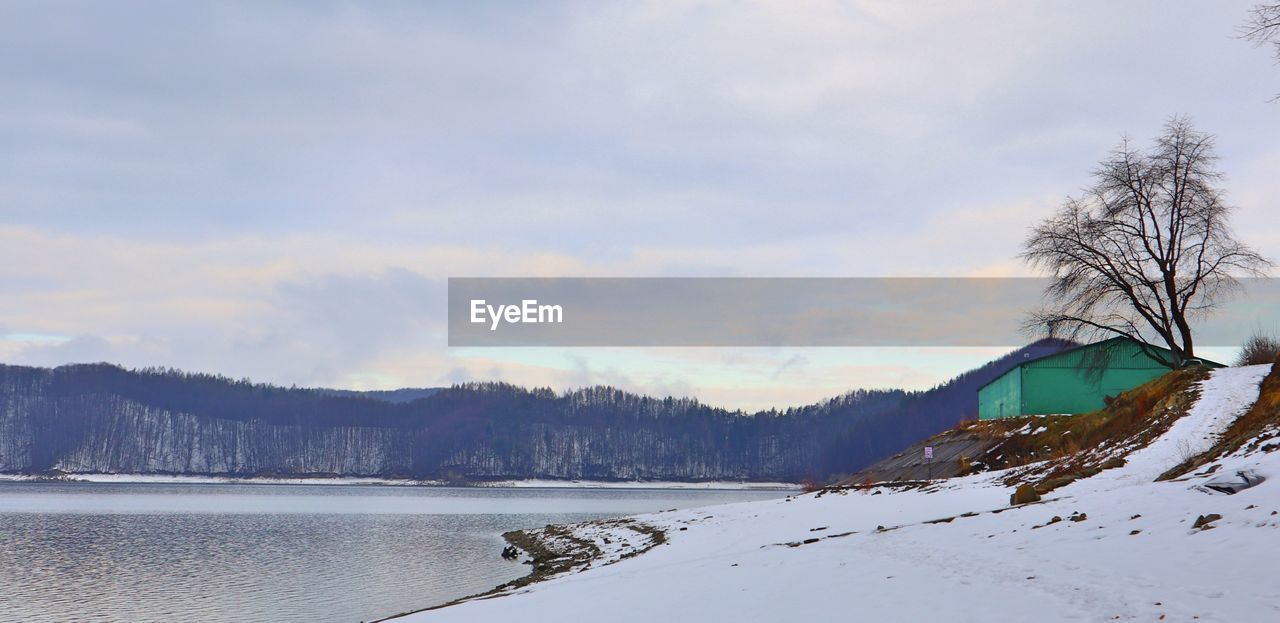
[0,0,1276,410]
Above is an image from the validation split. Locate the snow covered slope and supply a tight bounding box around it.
[399,365,1279,623]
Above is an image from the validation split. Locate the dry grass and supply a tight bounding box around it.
[843,367,1208,491]
[1010,367,1206,493]
[947,368,1207,493]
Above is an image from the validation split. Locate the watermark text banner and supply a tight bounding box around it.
[447,277,1280,347]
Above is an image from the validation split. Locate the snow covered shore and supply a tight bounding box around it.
[0,472,797,490]
[399,364,1280,622]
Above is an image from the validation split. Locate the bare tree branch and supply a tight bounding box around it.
[1243,3,1280,100]
[1243,3,1280,44]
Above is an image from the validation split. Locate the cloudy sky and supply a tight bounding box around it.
[1,1,1276,409]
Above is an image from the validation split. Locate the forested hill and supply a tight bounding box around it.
[0,340,1072,483]
[316,387,442,403]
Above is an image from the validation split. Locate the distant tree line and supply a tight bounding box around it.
[0,340,1071,482]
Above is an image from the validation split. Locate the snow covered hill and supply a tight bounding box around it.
[394,364,1280,623]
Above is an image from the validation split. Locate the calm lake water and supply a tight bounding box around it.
[0,482,787,623]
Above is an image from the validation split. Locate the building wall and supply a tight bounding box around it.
[1019,367,1169,415]
[977,368,1022,420]
[977,338,1213,419]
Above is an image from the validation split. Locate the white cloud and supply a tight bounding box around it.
[0,1,1276,406]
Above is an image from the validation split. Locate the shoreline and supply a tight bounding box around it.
[0,472,800,490]
[2,470,753,622]
[375,516,669,622]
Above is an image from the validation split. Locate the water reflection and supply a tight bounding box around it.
[0,483,786,623]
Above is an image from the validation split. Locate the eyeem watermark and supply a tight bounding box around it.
[448,277,1280,347]
[470,299,563,331]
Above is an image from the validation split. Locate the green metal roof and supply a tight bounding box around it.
[977,337,1223,393]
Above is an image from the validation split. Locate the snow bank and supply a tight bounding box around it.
[1100,364,1274,483]
[398,364,1277,623]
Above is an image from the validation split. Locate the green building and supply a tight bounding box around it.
[977,337,1223,420]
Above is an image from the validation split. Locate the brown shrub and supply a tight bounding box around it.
[1236,332,1280,366]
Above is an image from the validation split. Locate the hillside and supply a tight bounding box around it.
[395,362,1280,622]
[0,341,1071,482]
[847,364,1213,485]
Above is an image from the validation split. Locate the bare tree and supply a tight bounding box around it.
[1021,117,1271,368]
[1244,3,1280,99]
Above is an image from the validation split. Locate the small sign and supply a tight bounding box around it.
[924,446,934,460]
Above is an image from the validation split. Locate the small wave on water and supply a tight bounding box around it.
[0,482,785,623]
